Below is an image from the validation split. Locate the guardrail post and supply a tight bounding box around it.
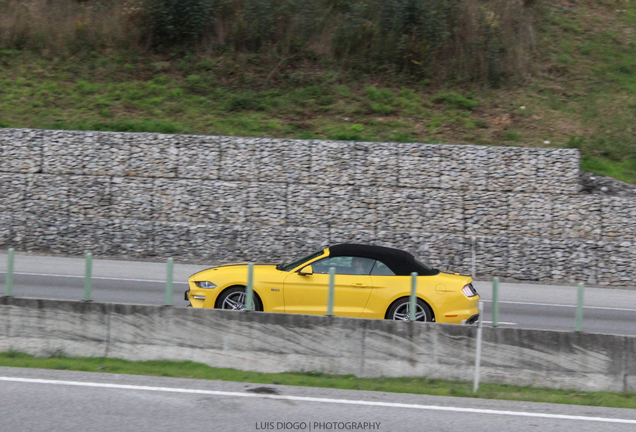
[245,262,254,311]
[165,257,174,306]
[492,277,499,327]
[575,282,585,332]
[471,236,476,278]
[409,272,417,322]
[83,253,92,302]
[327,267,336,316]
[473,300,484,393]
[4,248,14,297]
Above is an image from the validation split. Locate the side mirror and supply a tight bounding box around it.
[298,265,313,276]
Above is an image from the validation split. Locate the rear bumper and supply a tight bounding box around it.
[437,303,480,324]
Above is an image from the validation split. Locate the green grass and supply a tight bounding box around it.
[1,351,635,409]
[1,2,636,183]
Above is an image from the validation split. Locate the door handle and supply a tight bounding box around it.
[351,283,368,287]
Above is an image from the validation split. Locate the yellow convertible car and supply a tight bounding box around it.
[185,244,480,324]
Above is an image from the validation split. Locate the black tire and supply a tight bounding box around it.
[216,286,263,312]
[386,298,434,322]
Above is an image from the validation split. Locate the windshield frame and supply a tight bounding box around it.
[278,249,327,272]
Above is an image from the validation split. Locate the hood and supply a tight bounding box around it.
[189,263,278,278]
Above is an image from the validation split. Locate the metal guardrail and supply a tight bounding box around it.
[2,252,589,334]
[165,257,174,307]
[409,272,417,322]
[1,251,597,395]
[327,267,335,316]
[3,251,178,306]
[245,262,255,312]
[4,248,13,297]
[83,253,92,302]
[576,282,585,332]
[492,277,499,327]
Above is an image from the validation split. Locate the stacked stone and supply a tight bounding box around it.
[1,127,635,285]
[580,172,636,197]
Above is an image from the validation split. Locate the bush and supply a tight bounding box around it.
[90,120,181,134]
[0,0,537,82]
[166,0,534,82]
[366,87,395,104]
[142,0,212,48]
[0,0,141,54]
[185,74,211,94]
[432,92,477,109]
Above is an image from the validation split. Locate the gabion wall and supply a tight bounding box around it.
[1,128,634,285]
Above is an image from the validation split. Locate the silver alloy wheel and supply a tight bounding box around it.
[222,292,246,310]
[392,302,427,321]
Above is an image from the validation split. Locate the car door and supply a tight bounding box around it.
[282,256,374,317]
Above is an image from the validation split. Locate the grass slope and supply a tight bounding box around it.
[0,1,635,182]
[1,351,635,409]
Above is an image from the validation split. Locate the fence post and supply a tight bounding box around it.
[83,253,92,302]
[409,272,418,321]
[327,267,336,316]
[492,277,500,327]
[4,248,14,297]
[575,282,585,332]
[245,263,254,311]
[473,300,484,393]
[165,257,174,306]
[471,236,476,279]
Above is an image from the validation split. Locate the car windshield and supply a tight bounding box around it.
[278,250,324,272]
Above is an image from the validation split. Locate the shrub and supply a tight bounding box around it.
[91,120,181,133]
[370,103,396,115]
[0,0,537,82]
[432,92,477,109]
[0,0,141,54]
[142,0,212,48]
[329,130,362,141]
[366,87,395,104]
[185,74,211,94]
[223,91,270,112]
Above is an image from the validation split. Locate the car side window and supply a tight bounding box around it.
[370,260,395,276]
[312,256,375,275]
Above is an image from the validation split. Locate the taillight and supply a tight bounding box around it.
[462,284,477,297]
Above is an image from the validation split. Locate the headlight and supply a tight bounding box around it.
[462,283,477,297]
[195,281,217,289]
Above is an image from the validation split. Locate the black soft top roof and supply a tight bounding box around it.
[328,244,439,276]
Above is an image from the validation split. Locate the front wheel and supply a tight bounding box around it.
[386,298,434,322]
[216,286,263,312]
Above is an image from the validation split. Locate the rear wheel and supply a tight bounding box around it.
[386,298,434,322]
[216,286,263,312]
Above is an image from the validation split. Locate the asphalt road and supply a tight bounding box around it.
[1,367,635,432]
[1,251,636,335]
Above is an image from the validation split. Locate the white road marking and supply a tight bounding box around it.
[481,321,517,325]
[481,300,636,312]
[1,377,635,425]
[0,271,189,285]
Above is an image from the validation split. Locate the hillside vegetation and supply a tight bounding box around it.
[1,0,635,183]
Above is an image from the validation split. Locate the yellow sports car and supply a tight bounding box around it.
[185,244,480,324]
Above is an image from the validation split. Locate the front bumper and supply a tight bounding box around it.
[465,314,479,325]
